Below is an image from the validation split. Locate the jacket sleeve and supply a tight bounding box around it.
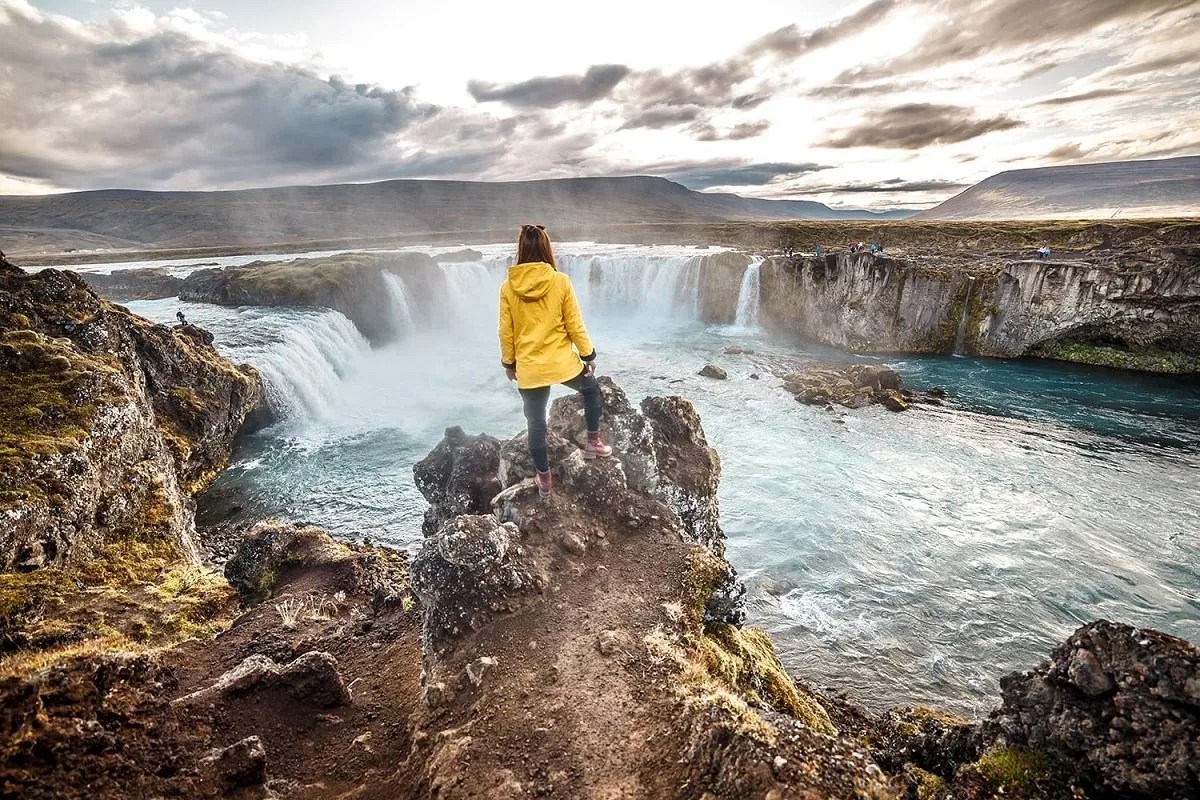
[562,275,595,361]
[498,284,516,368]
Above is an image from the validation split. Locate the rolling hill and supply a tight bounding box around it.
[0,176,913,255]
[916,156,1200,221]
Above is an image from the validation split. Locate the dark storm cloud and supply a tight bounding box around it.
[1034,87,1135,106]
[664,162,830,189]
[621,61,756,110]
[0,6,448,189]
[619,105,706,130]
[468,65,631,108]
[823,104,1023,149]
[836,0,1194,82]
[746,0,897,59]
[691,121,771,141]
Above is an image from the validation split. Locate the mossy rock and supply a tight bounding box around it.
[952,747,1078,799]
[678,548,836,736]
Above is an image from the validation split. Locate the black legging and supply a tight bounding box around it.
[519,369,602,472]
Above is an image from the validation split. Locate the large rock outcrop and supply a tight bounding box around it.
[178,251,445,344]
[397,383,897,799]
[760,244,1200,372]
[0,263,263,570]
[986,620,1199,798]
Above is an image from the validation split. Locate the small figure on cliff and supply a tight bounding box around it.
[500,224,613,499]
[869,243,880,254]
[176,310,187,325]
[1036,245,1051,259]
[814,245,823,257]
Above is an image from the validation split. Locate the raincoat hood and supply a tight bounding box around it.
[507,261,556,301]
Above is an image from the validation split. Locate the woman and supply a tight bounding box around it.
[499,224,612,498]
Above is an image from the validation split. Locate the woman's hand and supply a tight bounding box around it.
[505,367,517,382]
[583,361,597,378]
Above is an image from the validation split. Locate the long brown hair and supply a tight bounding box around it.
[516,224,556,269]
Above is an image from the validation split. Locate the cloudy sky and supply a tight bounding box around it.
[1,0,1197,209]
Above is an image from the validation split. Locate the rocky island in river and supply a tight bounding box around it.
[1,251,1197,799]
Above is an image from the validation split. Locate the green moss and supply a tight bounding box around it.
[0,330,123,506]
[677,548,837,736]
[904,765,949,800]
[956,747,1075,799]
[1031,341,1199,373]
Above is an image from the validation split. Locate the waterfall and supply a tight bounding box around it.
[243,310,371,423]
[556,254,704,322]
[953,277,975,355]
[382,272,418,339]
[734,257,764,328]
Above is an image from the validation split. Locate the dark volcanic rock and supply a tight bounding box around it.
[547,377,724,552]
[175,651,352,708]
[781,363,938,412]
[413,426,503,538]
[201,735,268,792]
[988,620,1200,799]
[224,519,408,608]
[410,514,544,655]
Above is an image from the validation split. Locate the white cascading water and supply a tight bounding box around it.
[382,272,419,339]
[734,257,764,328]
[253,311,371,422]
[557,253,704,323]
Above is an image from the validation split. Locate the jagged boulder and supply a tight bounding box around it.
[0,265,263,571]
[412,426,502,537]
[986,620,1200,798]
[409,514,543,655]
[174,650,352,708]
[547,377,724,552]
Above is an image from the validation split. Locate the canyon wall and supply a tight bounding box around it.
[760,251,1200,371]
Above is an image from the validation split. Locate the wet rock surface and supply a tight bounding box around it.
[782,363,943,411]
[760,246,1200,373]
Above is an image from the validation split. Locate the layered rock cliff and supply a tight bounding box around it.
[759,247,1200,372]
[178,251,444,344]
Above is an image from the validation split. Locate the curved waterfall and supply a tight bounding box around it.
[251,310,371,423]
[383,273,419,339]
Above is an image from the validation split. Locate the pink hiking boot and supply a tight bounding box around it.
[535,469,552,498]
[584,431,613,459]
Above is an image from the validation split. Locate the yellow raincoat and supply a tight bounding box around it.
[499,261,595,389]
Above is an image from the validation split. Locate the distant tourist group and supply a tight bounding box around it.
[1035,245,1051,259]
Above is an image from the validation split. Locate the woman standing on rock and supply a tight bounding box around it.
[500,224,612,498]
